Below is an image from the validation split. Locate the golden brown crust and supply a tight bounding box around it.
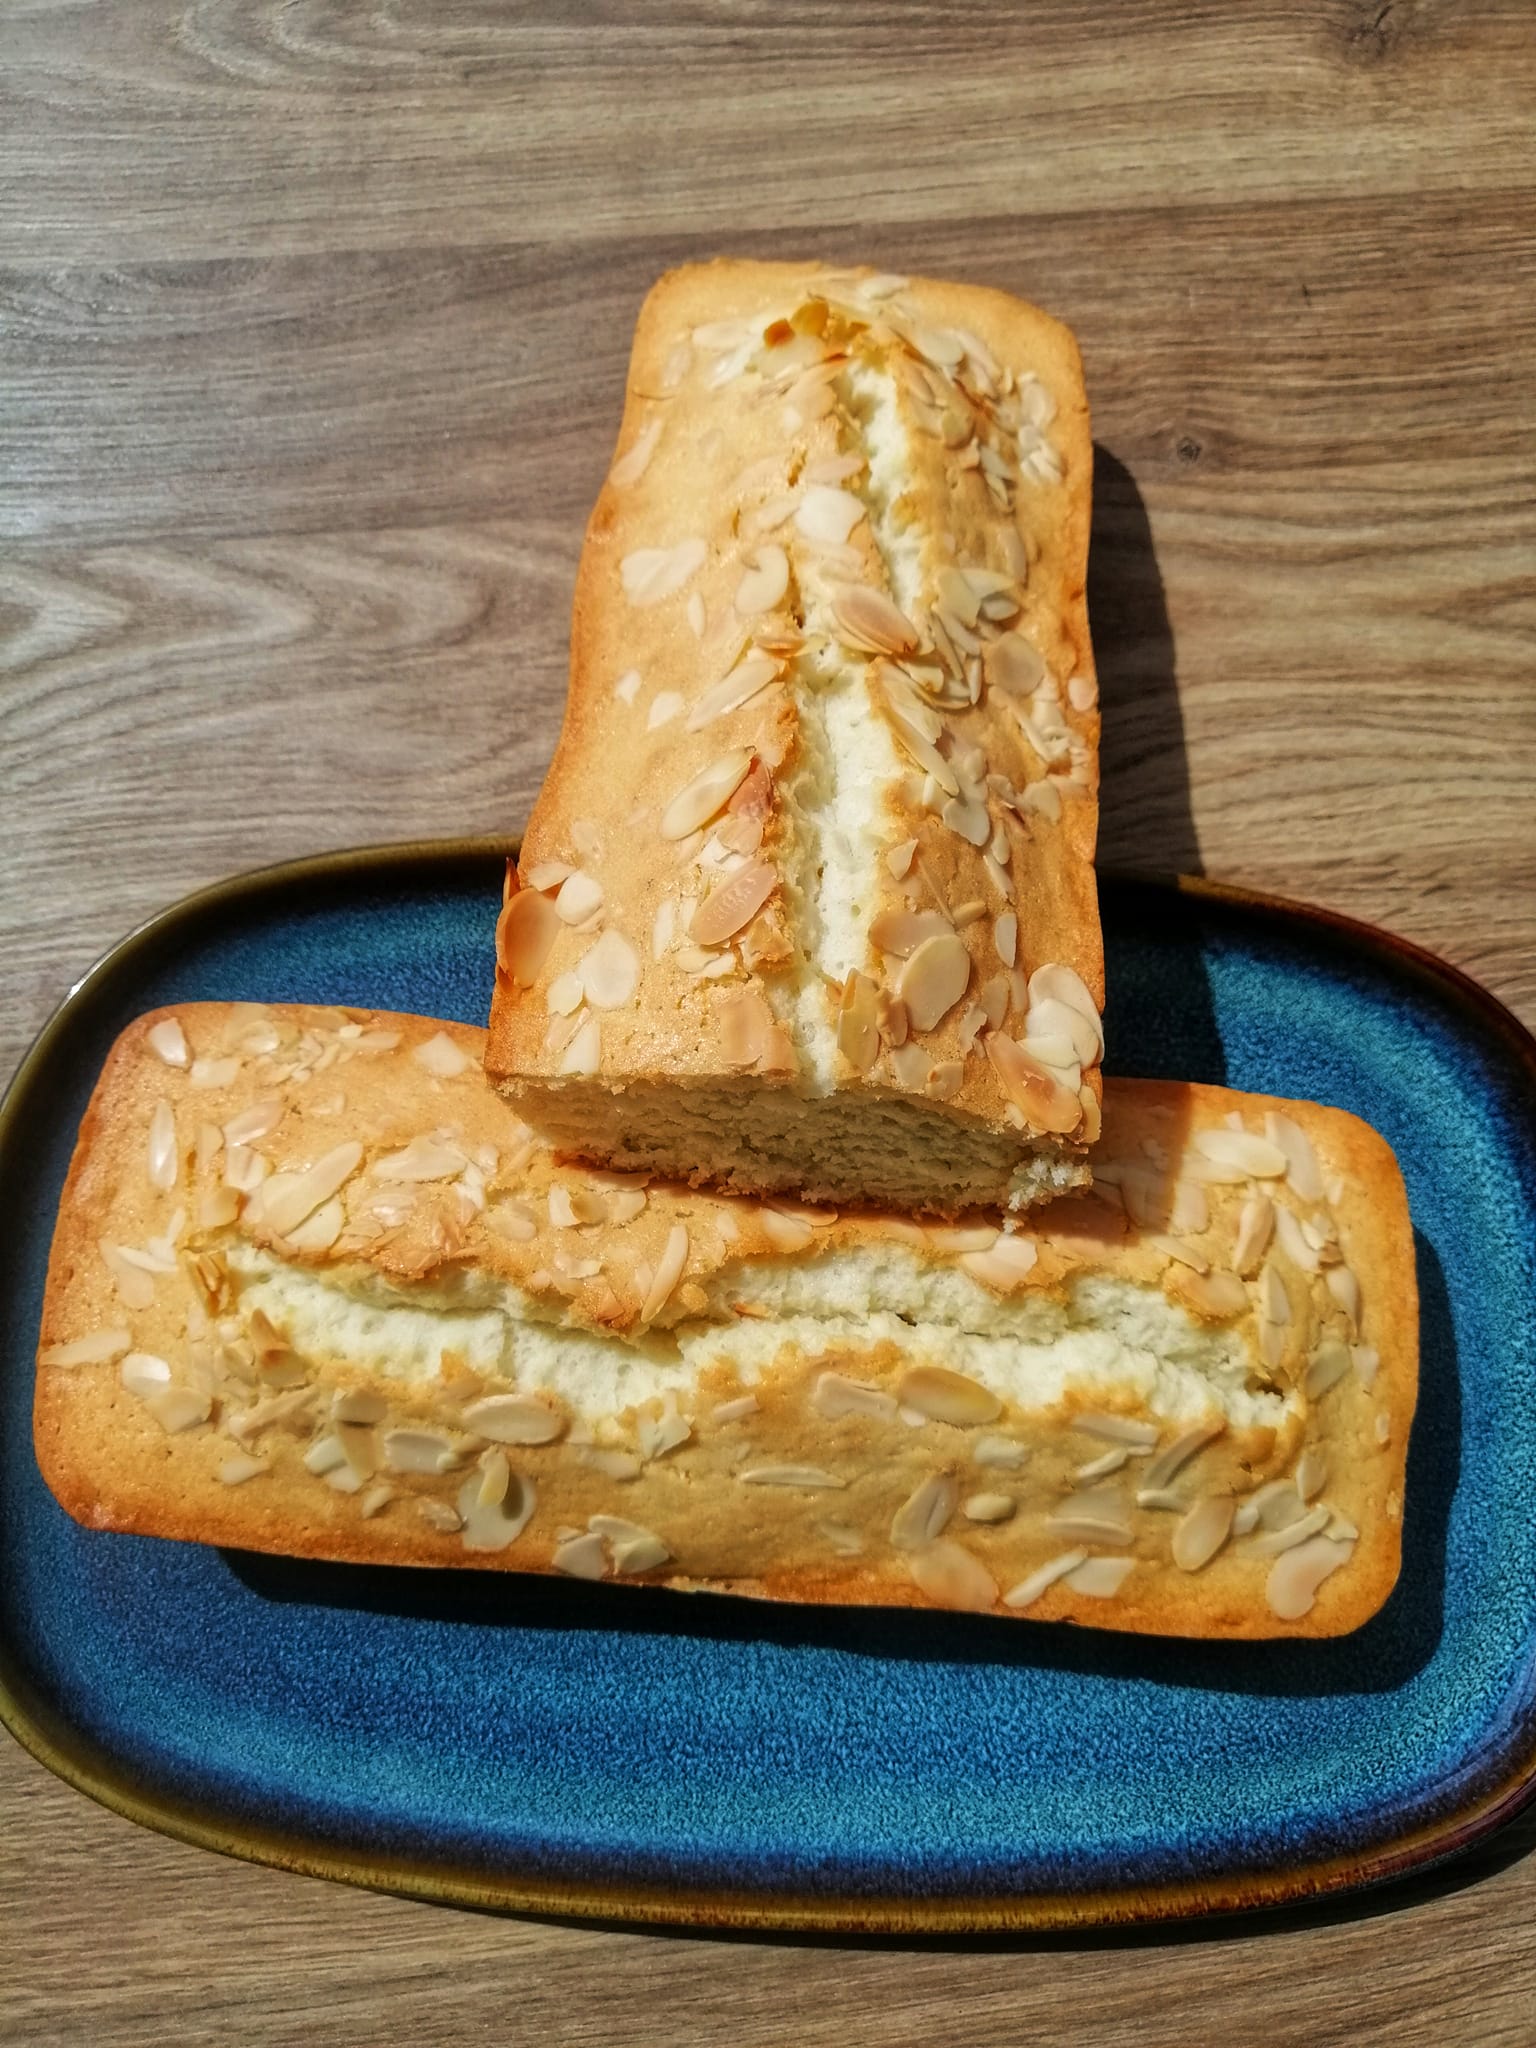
[37,1004,1415,1637]
[484,260,1103,1212]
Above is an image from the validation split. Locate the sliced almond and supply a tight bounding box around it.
[897,934,971,1033]
[691,860,776,946]
[1264,1111,1325,1202]
[836,971,880,1072]
[640,1224,688,1323]
[1193,1127,1288,1179]
[734,543,790,615]
[609,417,661,487]
[1025,964,1104,1060]
[1172,1495,1236,1572]
[983,1033,1082,1134]
[830,584,919,655]
[891,1474,958,1549]
[255,1143,363,1238]
[146,1016,189,1067]
[462,1394,565,1446]
[869,907,953,959]
[620,537,707,605]
[908,1541,997,1612]
[147,1100,178,1191]
[1233,1194,1274,1276]
[559,1014,601,1076]
[957,1232,1039,1291]
[983,631,1046,696]
[813,1372,898,1423]
[898,1365,1001,1428]
[1266,1535,1353,1620]
[686,649,780,730]
[576,927,640,1009]
[794,484,864,545]
[496,886,561,986]
[660,749,755,841]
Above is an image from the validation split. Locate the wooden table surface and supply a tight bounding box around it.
[4,3,1534,2041]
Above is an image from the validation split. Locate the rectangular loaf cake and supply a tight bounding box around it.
[485,259,1103,1214]
[36,1003,1416,1638]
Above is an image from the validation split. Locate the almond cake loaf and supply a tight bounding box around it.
[485,260,1103,1214]
[35,1003,1416,1638]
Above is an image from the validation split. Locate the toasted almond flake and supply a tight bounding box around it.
[621,537,707,605]
[189,1056,241,1090]
[1067,673,1097,713]
[1046,1483,1134,1543]
[1247,1503,1332,1559]
[741,1464,845,1490]
[940,794,990,847]
[609,417,662,487]
[145,1386,212,1434]
[98,1244,155,1310]
[613,670,642,706]
[143,1099,178,1191]
[1174,1267,1249,1320]
[691,860,776,946]
[897,934,971,1033]
[573,926,640,1010]
[384,1428,459,1476]
[219,1100,281,1154]
[1272,1203,1320,1275]
[41,1327,132,1370]
[1328,1265,1362,1330]
[1193,1127,1288,1178]
[925,1223,997,1254]
[610,1533,672,1574]
[891,1474,959,1548]
[884,837,918,881]
[958,1232,1039,1292]
[992,913,1018,969]
[217,1452,268,1486]
[1296,1447,1329,1503]
[733,543,790,616]
[1264,1112,1326,1202]
[795,484,864,545]
[983,631,1047,698]
[1305,1339,1351,1399]
[410,1030,470,1081]
[553,870,604,927]
[419,1500,464,1535]
[558,1014,601,1076]
[877,672,960,795]
[813,1371,898,1423]
[959,1491,1014,1526]
[553,1532,608,1580]
[1064,1556,1134,1598]
[496,886,561,986]
[639,1224,688,1324]
[1374,1411,1392,1445]
[660,749,755,840]
[1141,1420,1224,1493]
[1075,1446,1129,1482]
[374,1136,468,1183]
[1025,964,1104,1059]
[829,583,920,655]
[547,972,584,1017]
[575,1446,643,1482]
[1074,1413,1159,1449]
[759,1207,814,1253]
[1266,1534,1354,1619]
[146,1016,189,1067]
[1252,1479,1305,1531]
[1352,1344,1380,1389]
[1233,1195,1274,1276]
[1172,1495,1235,1572]
[462,1394,564,1446]
[246,1138,360,1228]
[898,1365,1001,1428]
[1259,1262,1292,1326]
[647,690,685,731]
[909,1540,997,1611]
[120,1352,172,1399]
[286,1196,344,1254]
[476,1448,512,1510]
[1004,1549,1088,1610]
[869,908,952,960]
[984,1033,1082,1134]
[458,1468,536,1552]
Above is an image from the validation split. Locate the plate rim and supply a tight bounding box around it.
[4,838,1536,1935]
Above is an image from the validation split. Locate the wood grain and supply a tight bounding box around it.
[3,1,1535,2040]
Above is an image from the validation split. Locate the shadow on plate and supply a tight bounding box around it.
[225,1230,1456,1711]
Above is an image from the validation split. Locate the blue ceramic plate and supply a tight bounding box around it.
[3,843,1536,1932]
